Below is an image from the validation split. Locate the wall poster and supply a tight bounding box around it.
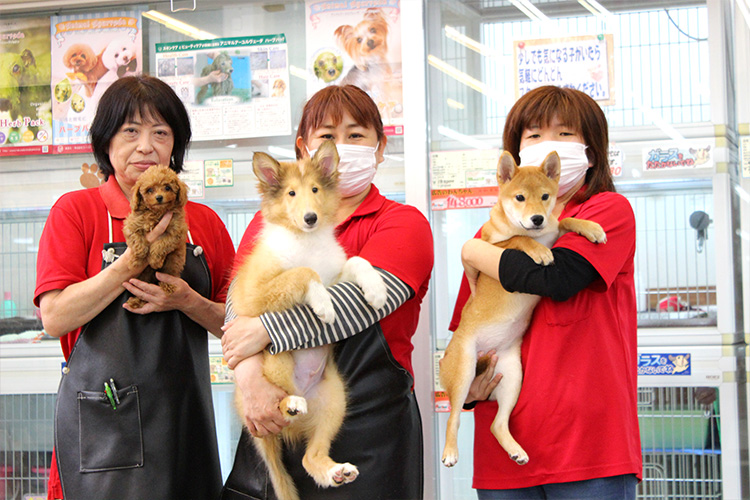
[50,10,143,154]
[430,148,500,211]
[155,35,291,141]
[1,17,52,157]
[514,34,615,105]
[305,0,403,136]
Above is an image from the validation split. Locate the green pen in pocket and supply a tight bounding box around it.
[104,381,117,410]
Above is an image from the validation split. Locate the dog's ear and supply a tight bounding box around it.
[364,8,386,24]
[541,151,561,182]
[312,140,340,179]
[497,151,517,184]
[176,178,188,207]
[334,25,354,44]
[253,152,281,188]
[131,184,145,211]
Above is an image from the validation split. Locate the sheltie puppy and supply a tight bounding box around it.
[231,140,387,500]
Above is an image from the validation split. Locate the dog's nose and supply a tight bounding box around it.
[304,213,318,226]
[156,195,164,203]
[531,215,545,227]
[367,39,376,49]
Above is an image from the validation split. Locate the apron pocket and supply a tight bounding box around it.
[78,385,144,472]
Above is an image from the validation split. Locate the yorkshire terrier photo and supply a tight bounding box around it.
[334,8,394,97]
[123,165,188,309]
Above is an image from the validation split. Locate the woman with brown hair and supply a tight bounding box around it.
[452,85,642,499]
[220,84,434,499]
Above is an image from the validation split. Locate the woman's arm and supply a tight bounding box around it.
[460,238,600,299]
[39,213,173,337]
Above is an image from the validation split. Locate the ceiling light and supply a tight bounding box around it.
[444,25,501,58]
[267,146,296,158]
[437,126,493,150]
[446,98,465,110]
[143,10,217,40]
[427,55,509,105]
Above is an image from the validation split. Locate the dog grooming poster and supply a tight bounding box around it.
[155,35,292,141]
[305,1,404,136]
[0,17,52,157]
[50,10,143,154]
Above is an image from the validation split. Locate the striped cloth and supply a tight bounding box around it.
[224,268,413,354]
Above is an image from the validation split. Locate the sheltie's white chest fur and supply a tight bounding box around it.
[262,222,347,286]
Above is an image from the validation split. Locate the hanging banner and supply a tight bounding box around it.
[642,140,715,171]
[514,34,615,105]
[50,10,143,154]
[0,17,53,157]
[430,149,500,211]
[305,1,403,136]
[155,35,291,141]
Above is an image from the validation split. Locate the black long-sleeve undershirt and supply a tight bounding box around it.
[497,247,601,301]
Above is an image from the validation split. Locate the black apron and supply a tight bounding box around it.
[55,240,222,500]
[221,324,424,500]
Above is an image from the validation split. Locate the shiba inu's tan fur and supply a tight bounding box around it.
[440,151,606,467]
[232,140,386,500]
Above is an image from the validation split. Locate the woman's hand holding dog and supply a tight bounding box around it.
[221,316,272,369]
[122,272,190,314]
[234,355,290,437]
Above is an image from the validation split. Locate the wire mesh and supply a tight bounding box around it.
[637,386,722,499]
[0,394,56,500]
[626,186,715,327]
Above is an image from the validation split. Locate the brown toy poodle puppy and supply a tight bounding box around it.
[123,165,188,309]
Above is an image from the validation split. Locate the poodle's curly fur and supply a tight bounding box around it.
[123,165,188,309]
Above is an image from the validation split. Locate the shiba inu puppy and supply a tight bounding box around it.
[231,140,387,500]
[440,151,606,467]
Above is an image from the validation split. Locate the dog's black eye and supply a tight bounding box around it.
[357,37,363,43]
[542,194,549,201]
[146,188,154,194]
[164,185,172,192]
[288,190,296,197]
[515,194,525,202]
[369,27,377,34]
[312,187,318,193]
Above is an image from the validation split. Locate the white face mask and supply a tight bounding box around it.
[308,143,378,197]
[519,141,590,198]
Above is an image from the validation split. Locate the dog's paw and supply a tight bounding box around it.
[526,246,554,266]
[160,282,176,295]
[305,280,336,324]
[342,257,387,309]
[441,450,459,468]
[585,227,607,244]
[280,395,307,419]
[509,450,529,466]
[328,463,358,487]
[126,296,145,309]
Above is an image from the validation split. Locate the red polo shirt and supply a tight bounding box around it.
[450,190,642,489]
[34,176,235,360]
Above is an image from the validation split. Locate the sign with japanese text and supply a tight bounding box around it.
[638,353,691,376]
[642,141,715,171]
[514,34,615,105]
[430,149,500,211]
[156,35,291,141]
